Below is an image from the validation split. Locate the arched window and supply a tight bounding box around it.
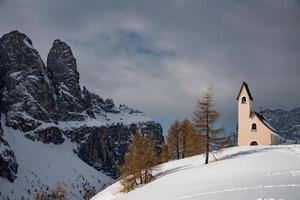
[241,96,247,104]
[251,123,257,131]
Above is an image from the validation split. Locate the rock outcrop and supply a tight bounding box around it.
[67,121,164,177]
[47,39,84,119]
[0,31,54,132]
[47,39,81,99]
[0,30,164,183]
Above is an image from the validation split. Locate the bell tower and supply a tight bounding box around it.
[237,82,253,145]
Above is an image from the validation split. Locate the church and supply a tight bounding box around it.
[237,82,280,146]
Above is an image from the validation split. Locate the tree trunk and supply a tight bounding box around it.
[134,174,139,186]
[144,170,148,183]
[139,171,143,184]
[205,109,209,164]
[182,134,186,158]
[176,132,180,159]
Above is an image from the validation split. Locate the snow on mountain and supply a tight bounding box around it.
[0,115,114,200]
[92,145,300,200]
[0,30,164,199]
[263,108,300,143]
[32,110,152,132]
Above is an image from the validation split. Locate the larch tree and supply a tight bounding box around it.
[180,119,188,158]
[181,118,205,157]
[119,132,158,192]
[159,144,170,163]
[166,120,182,159]
[192,88,222,164]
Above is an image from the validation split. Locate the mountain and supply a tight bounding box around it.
[0,30,164,199]
[92,145,300,200]
[262,107,300,143]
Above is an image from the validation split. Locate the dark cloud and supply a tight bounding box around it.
[0,0,299,133]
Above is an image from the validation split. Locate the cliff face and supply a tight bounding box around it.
[69,121,163,177]
[0,31,55,132]
[0,30,164,189]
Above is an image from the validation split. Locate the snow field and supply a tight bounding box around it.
[92,145,300,200]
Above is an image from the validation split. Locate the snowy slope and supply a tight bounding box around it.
[35,110,153,131]
[0,117,114,200]
[92,145,300,200]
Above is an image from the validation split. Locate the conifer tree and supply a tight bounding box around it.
[166,120,182,159]
[166,119,205,160]
[181,118,205,157]
[192,89,222,164]
[159,144,170,163]
[119,132,158,192]
[180,119,188,158]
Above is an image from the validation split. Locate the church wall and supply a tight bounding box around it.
[237,85,276,146]
[238,114,273,145]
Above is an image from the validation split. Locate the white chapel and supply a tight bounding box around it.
[237,82,280,146]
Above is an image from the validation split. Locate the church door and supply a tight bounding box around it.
[250,141,258,146]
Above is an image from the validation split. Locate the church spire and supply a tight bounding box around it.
[236,81,253,101]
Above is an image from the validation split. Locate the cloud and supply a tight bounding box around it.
[0,0,299,133]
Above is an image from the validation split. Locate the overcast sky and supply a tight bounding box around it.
[1,0,300,133]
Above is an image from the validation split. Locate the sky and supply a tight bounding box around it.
[0,0,300,134]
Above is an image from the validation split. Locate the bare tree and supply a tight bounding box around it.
[193,89,222,164]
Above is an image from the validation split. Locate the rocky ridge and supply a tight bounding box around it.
[0,30,164,187]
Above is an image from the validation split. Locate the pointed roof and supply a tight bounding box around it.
[253,112,280,137]
[236,81,253,101]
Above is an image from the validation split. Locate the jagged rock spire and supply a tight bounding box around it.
[0,30,54,130]
[0,31,164,186]
[47,39,81,98]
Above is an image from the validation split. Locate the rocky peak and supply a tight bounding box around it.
[0,31,165,188]
[0,31,54,131]
[1,30,33,47]
[47,39,81,99]
[0,30,43,72]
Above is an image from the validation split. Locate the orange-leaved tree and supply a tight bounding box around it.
[119,132,158,192]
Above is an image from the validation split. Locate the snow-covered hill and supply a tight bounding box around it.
[92,145,300,200]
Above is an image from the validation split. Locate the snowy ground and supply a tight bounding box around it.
[92,145,300,200]
[0,117,114,200]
